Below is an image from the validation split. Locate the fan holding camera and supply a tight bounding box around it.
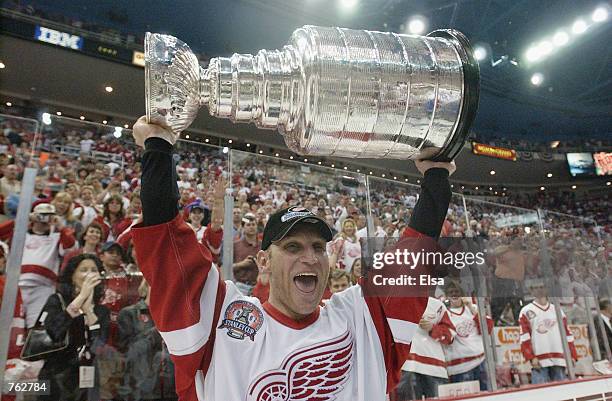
[0,202,78,328]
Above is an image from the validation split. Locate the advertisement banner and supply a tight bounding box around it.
[494,325,594,375]
[34,25,83,50]
[132,50,145,67]
[82,41,133,63]
[472,142,517,161]
[594,152,612,176]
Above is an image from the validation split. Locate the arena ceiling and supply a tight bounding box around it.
[0,0,610,191]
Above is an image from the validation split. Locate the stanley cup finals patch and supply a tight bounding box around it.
[218,300,264,341]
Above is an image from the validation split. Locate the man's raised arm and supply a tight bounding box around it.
[130,117,226,400]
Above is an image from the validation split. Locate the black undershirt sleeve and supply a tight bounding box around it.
[408,168,452,239]
[141,138,179,226]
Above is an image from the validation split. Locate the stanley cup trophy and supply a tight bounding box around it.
[145,25,479,161]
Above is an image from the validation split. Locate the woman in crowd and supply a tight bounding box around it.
[37,254,110,400]
[328,218,362,273]
[52,191,84,239]
[186,201,209,241]
[94,193,132,241]
[61,222,105,271]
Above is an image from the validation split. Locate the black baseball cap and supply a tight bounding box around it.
[101,241,125,256]
[261,206,333,250]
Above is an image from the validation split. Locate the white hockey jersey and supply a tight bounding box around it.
[445,304,492,375]
[518,300,577,368]
[0,221,77,286]
[401,298,455,379]
[132,215,429,401]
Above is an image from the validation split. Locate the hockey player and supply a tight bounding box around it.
[519,280,577,384]
[130,117,456,401]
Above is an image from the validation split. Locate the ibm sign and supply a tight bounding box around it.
[35,26,83,50]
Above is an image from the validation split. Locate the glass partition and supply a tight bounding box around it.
[538,210,611,372]
[1,110,609,399]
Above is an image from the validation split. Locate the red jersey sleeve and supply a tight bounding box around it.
[519,310,535,361]
[131,214,226,400]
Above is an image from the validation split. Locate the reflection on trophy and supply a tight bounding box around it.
[145,25,479,161]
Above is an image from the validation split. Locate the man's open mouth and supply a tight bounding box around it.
[293,273,318,294]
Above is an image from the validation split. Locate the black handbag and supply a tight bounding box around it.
[20,293,69,361]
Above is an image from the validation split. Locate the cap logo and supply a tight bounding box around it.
[280,207,313,222]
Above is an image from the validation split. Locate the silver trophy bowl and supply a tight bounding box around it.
[145,26,479,161]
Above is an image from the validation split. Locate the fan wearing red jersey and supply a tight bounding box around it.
[130,117,456,401]
[519,280,577,384]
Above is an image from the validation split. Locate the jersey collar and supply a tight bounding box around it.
[262,301,320,330]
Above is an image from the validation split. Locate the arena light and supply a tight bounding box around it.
[369,171,373,175]
[113,126,123,138]
[259,150,263,154]
[105,86,114,93]
[473,46,487,61]
[205,138,209,142]
[607,181,611,186]
[572,185,577,189]
[0,62,5,69]
[525,46,542,62]
[553,31,569,46]
[450,184,454,188]
[42,112,52,125]
[222,146,229,154]
[531,73,544,86]
[185,134,190,139]
[475,186,479,190]
[417,179,421,184]
[79,115,85,120]
[304,158,308,162]
[547,173,553,177]
[331,164,335,168]
[344,167,348,170]
[289,156,294,159]
[393,176,397,180]
[228,139,233,143]
[593,7,609,22]
[488,186,493,190]
[407,16,427,35]
[102,120,107,124]
[275,153,280,157]
[246,143,250,147]
[404,178,408,182]
[540,186,545,191]
[381,174,386,178]
[318,161,322,164]
[339,0,357,9]
[572,19,588,34]
[537,40,554,56]
[123,124,129,129]
[356,169,360,173]
[6,102,11,107]
[56,111,62,116]
[489,170,496,175]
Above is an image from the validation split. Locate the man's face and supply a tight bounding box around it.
[233,208,242,224]
[243,220,257,236]
[531,283,547,299]
[102,248,122,269]
[5,165,18,179]
[329,277,350,294]
[258,225,329,319]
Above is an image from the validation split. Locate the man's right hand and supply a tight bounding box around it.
[132,116,178,148]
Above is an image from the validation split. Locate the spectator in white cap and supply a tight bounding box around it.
[0,202,78,327]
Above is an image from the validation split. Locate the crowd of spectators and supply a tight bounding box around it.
[0,110,610,399]
[473,132,612,153]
